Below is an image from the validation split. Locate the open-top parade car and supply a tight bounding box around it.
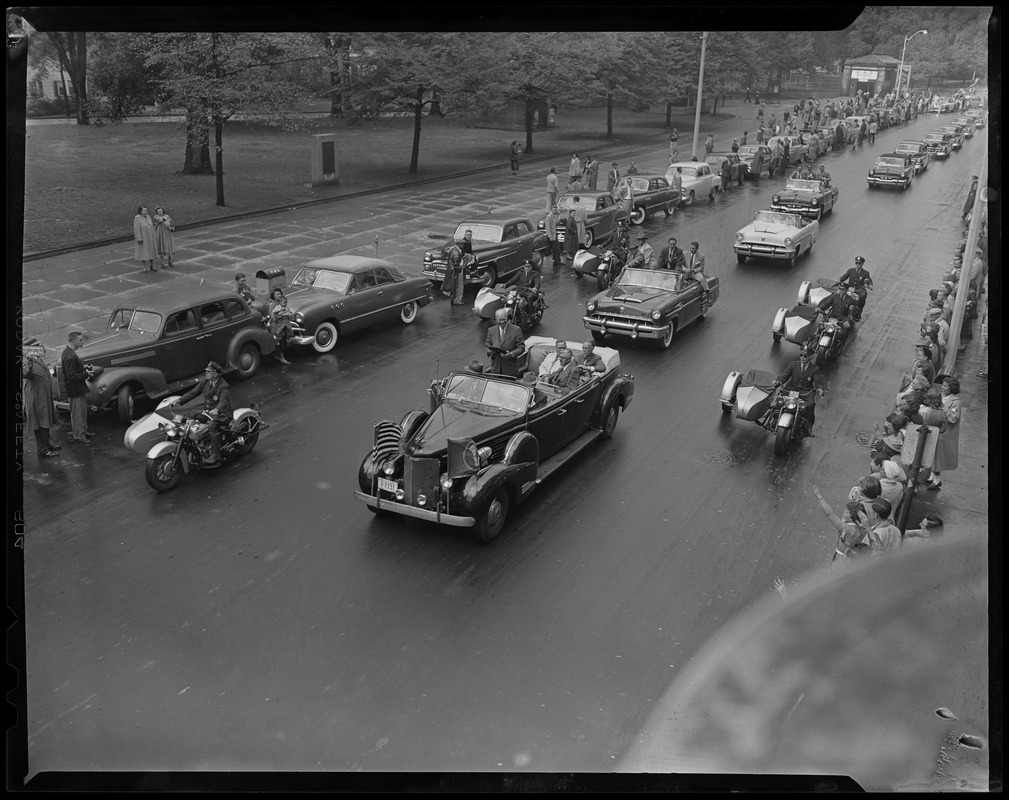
[583,266,719,349]
[771,178,839,220]
[866,153,915,190]
[422,217,549,288]
[354,336,635,542]
[733,209,818,266]
[536,191,629,248]
[283,256,432,353]
[52,286,276,424]
[894,140,932,174]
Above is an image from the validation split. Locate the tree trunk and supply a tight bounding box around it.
[214,117,225,207]
[329,68,341,115]
[58,65,71,118]
[182,110,214,174]
[48,31,89,124]
[606,92,613,138]
[666,102,672,127]
[524,98,534,155]
[409,84,423,174]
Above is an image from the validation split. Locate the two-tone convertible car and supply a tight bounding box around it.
[734,210,818,267]
[583,266,719,349]
[866,153,915,190]
[536,191,629,248]
[894,140,931,174]
[422,216,550,288]
[771,178,839,220]
[52,287,276,424]
[613,174,681,223]
[283,256,432,352]
[354,336,635,542]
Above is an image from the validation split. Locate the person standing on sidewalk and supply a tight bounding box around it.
[670,128,680,156]
[545,205,562,267]
[927,378,962,491]
[510,141,521,174]
[61,331,95,444]
[133,205,156,272]
[22,340,61,459]
[744,86,751,103]
[568,153,581,189]
[868,118,878,144]
[606,162,620,193]
[153,206,175,269]
[268,288,296,363]
[546,168,559,210]
[704,134,715,154]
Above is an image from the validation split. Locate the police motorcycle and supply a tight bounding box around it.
[571,222,632,290]
[472,267,548,332]
[124,396,267,492]
[772,278,859,367]
[720,368,814,457]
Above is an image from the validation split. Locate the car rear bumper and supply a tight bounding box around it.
[353,490,476,527]
[583,315,669,340]
[771,202,820,215]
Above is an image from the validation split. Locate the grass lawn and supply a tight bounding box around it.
[20,106,697,254]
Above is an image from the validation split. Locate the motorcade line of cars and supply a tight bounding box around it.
[422,216,550,287]
[536,190,629,247]
[866,153,916,190]
[771,178,839,220]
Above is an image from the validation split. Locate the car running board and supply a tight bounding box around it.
[527,429,605,492]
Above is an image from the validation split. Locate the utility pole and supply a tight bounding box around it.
[691,31,708,160]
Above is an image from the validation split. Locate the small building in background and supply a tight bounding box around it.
[841,54,902,98]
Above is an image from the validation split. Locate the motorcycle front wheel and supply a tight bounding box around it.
[597,270,610,291]
[774,425,792,457]
[146,453,182,492]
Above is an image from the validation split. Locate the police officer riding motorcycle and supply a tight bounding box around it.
[502,260,547,329]
[836,255,873,315]
[772,345,825,438]
[172,361,233,466]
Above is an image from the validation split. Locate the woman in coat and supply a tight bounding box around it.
[927,377,961,490]
[268,288,296,365]
[22,342,61,458]
[563,210,579,262]
[153,206,175,269]
[133,205,156,272]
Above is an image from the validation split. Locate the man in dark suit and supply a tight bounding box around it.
[836,255,873,313]
[774,346,825,435]
[485,308,524,377]
[658,237,686,271]
[61,331,95,443]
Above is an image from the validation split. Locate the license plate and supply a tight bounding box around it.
[378,478,397,494]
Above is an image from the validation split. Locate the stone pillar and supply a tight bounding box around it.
[311,133,339,187]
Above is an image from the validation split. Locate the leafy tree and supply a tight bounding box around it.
[40,32,89,124]
[85,33,155,124]
[146,31,316,205]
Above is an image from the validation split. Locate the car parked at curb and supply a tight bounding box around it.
[284,256,432,353]
[737,144,773,179]
[354,336,635,542]
[866,153,915,190]
[771,178,839,220]
[664,162,717,206]
[52,286,276,424]
[536,191,629,248]
[612,174,680,224]
[422,217,549,288]
[704,153,745,187]
[734,209,818,267]
[921,131,953,158]
[894,140,932,173]
[583,266,719,350]
[766,136,808,166]
[965,108,986,128]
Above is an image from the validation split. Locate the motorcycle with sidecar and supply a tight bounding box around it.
[720,369,812,456]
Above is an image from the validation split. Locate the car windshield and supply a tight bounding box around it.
[753,210,799,227]
[443,375,529,414]
[108,309,162,334]
[678,167,699,177]
[620,177,650,192]
[453,223,502,243]
[737,146,761,156]
[876,157,906,167]
[784,179,822,192]
[556,195,595,211]
[924,134,946,142]
[617,268,684,292]
[291,267,352,293]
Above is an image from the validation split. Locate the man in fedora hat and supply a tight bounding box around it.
[627,233,655,269]
[173,361,233,466]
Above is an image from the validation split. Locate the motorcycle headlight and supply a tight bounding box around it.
[586,301,597,312]
[735,232,744,242]
[164,422,178,437]
[382,462,395,476]
[784,237,793,246]
[650,310,662,321]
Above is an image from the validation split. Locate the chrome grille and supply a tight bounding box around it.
[405,456,440,505]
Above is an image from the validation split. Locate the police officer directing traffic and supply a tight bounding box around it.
[173,361,233,466]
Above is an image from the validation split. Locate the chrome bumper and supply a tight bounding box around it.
[353,490,476,527]
[582,315,668,340]
[734,243,791,260]
[866,175,906,185]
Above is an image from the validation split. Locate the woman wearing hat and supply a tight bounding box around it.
[926,378,961,491]
[153,206,176,269]
[133,205,156,272]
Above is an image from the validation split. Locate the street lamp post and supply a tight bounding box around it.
[691,31,708,160]
[897,29,927,95]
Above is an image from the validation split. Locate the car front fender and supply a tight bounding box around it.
[88,366,169,407]
[462,461,537,512]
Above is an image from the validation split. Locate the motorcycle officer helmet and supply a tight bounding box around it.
[205,361,223,375]
[854,256,866,265]
[799,346,815,357]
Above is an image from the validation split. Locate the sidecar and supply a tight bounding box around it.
[771,304,820,344]
[572,248,602,278]
[123,396,184,454]
[473,285,511,320]
[720,369,778,419]
[798,277,838,310]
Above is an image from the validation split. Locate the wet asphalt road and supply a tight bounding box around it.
[23,117,987,773]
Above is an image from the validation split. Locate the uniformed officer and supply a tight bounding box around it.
[774,346,825,435]
[173,361,233,466]
[836,255,873,313]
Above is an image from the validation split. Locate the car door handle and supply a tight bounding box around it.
[557,409,567,415]
[196,334,209,340]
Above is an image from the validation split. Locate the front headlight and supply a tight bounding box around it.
[784,237,793,246]
[478,446,492,466]
[164,422,178,437]
[811,198,819,206]
[294,312,304,324]
[869,169,876,175]
[382,462,395,476]
[772,195,780,203]
[651,310,662,321]
[440,475,453,490]
[423,253,432,263]
[586,301,597,312]
[735,232,744,242]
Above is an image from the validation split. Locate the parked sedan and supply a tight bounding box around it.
[766,136,808,166]
[704,153,744,187]
[734,209,818,267]
[537,191,629,248]
[583,267,719,349]
[285,256,432,353]
[815,127,836,150]
[423,217,550,287]
[866,153,915,190]
[737,144,773,179]
[771,178,839,220]
[894,140,932,173]
[613,174,680,224]
[354,336,635,542]
[922,131,953,159]
[664,161,717,206]
[52,287,276,424]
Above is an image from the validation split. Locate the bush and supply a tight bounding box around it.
[26,96,73,117]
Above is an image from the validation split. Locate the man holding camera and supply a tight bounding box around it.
[61,331,96,444]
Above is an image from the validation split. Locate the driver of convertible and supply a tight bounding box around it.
[172,361,233,466]
[504,259,542,310]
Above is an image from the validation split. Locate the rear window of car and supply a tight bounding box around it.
[896,143,923,153]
